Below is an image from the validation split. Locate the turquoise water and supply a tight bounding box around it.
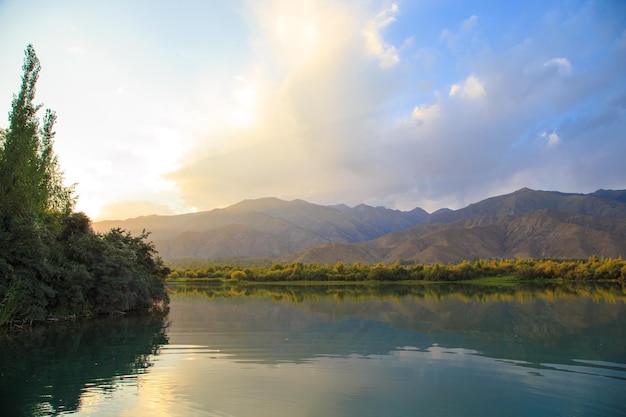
[1,284,625,416]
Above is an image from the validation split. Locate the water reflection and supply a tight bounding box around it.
[0,311,168,416]
[158,283,625,416]
[1,283,625,416]
[168,282,626,367]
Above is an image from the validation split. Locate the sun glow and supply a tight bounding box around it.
[229,86,258,128]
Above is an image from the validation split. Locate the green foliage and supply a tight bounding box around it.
[91,228,169,314]
[0,46,169,325]
[0,45,74,219]
[230,270,247,281]
[167,257,626,284]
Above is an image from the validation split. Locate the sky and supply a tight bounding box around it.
[0,0,625,220]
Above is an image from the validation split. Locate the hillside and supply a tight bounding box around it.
[283,190,626,264]
[426,188,626,224]
[330,204,429,234]
[94,188,626,264]
[93,198,427,260]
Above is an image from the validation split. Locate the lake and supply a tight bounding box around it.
[1,282,625,416]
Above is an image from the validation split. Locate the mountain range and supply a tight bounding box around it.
[92,188,626,264]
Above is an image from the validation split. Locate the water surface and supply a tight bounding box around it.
[1,283,625,416]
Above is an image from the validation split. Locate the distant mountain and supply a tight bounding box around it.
[330,203,429,234]
[93,198,428,260]
[589,189,626,204]
[281,189,626,264]
[425,188,626,224]
[93,188,626,263]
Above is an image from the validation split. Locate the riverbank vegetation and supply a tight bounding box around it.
[167,256,626,284]
[0,46,169,326]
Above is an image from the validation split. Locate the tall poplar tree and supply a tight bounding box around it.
[0,45,74,322]
[0,44,74,220]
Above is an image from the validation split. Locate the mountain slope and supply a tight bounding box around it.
[282,210,626,264]
[94,188,626,263]
[282,190,626,264]
[93,198,427,260]
[426,188,626,225]
[330,204,429,235]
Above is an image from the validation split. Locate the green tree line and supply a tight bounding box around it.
[167,256,626,283]
[0,45,169,325]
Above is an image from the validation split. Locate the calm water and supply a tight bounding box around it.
[1,283,625,416]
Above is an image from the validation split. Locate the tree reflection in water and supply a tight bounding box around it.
[0,311,168,416]
[1,281,625,416]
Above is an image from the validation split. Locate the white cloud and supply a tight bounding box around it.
[165,0,626,213]
[362,2,400,68]
[411,103,439,125]
[544,57,572,75]
[449,75,485,99]
[542,131,561,147]
[167,0,405,210]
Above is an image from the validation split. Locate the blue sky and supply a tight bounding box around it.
[1,0,624,220]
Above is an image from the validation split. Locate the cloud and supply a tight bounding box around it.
[168,0,406,209]
[544,57,572,75]
[362,2,400,68]
[448,75,485,99]
[5,1,621,218]
[381,5,625,209]
[541,131,561,147]
[411,103,439,126]
[160,0,626,214]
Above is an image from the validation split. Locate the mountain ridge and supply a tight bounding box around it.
[92,188,626,263]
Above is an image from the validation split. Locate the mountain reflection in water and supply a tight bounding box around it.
[167,282,626,367]
[1,282,624,416]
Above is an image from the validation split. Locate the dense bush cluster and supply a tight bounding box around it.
[0,46,169,325]
[1,214,170,324]
[167,257,626,283]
